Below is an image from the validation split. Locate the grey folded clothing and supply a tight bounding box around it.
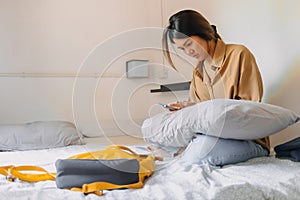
[274,137,300,161]
[55,159,140,189]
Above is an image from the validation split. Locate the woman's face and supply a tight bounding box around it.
[173,36,209,62]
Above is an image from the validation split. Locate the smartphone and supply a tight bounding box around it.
[158,103,179,111]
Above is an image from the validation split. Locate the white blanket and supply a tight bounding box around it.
[1,137,300,200]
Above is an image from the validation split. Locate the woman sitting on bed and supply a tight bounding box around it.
[149,9,270,166]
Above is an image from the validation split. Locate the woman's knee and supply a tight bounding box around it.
[180,135,268,166]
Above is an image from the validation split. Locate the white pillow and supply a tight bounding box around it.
[0,121,84,151]
[142,99,300,147]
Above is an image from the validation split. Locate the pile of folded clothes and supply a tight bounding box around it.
[274,137,300,161]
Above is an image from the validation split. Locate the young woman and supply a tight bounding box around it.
[155,10,269,166]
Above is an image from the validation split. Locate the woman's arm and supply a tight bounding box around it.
[237,49,263,102]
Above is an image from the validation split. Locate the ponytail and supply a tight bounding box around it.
[211,25,221,41]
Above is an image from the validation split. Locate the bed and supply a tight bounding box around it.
[1,136,300,200]
[1,99,300,200]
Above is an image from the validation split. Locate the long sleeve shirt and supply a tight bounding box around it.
[189,39,269,151]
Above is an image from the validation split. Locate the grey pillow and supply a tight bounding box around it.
[0,121,84,151]
[142,99,300,147]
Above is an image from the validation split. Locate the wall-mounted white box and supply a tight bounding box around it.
[126,60,149,78]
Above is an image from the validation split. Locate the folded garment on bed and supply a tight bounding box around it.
[142,99,299,147]
[274,137,300,161]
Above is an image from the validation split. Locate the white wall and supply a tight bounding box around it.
[0,0,183,138]
[0,0,161,72]
[1,0,299,147]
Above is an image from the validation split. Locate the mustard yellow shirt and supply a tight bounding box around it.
[189,39,263,102]
[189,39,269,150]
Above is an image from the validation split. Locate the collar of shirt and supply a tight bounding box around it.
[209,39,226,69]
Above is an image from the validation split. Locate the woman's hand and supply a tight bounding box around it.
[168,101,195,112]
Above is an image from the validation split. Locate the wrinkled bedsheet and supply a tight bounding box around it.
[1,138,300,200]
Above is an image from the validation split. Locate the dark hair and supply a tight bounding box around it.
[162,10,221,69]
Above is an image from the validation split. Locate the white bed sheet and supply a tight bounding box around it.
[1,136,300,200]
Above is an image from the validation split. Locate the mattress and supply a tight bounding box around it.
[1,136,300,200]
